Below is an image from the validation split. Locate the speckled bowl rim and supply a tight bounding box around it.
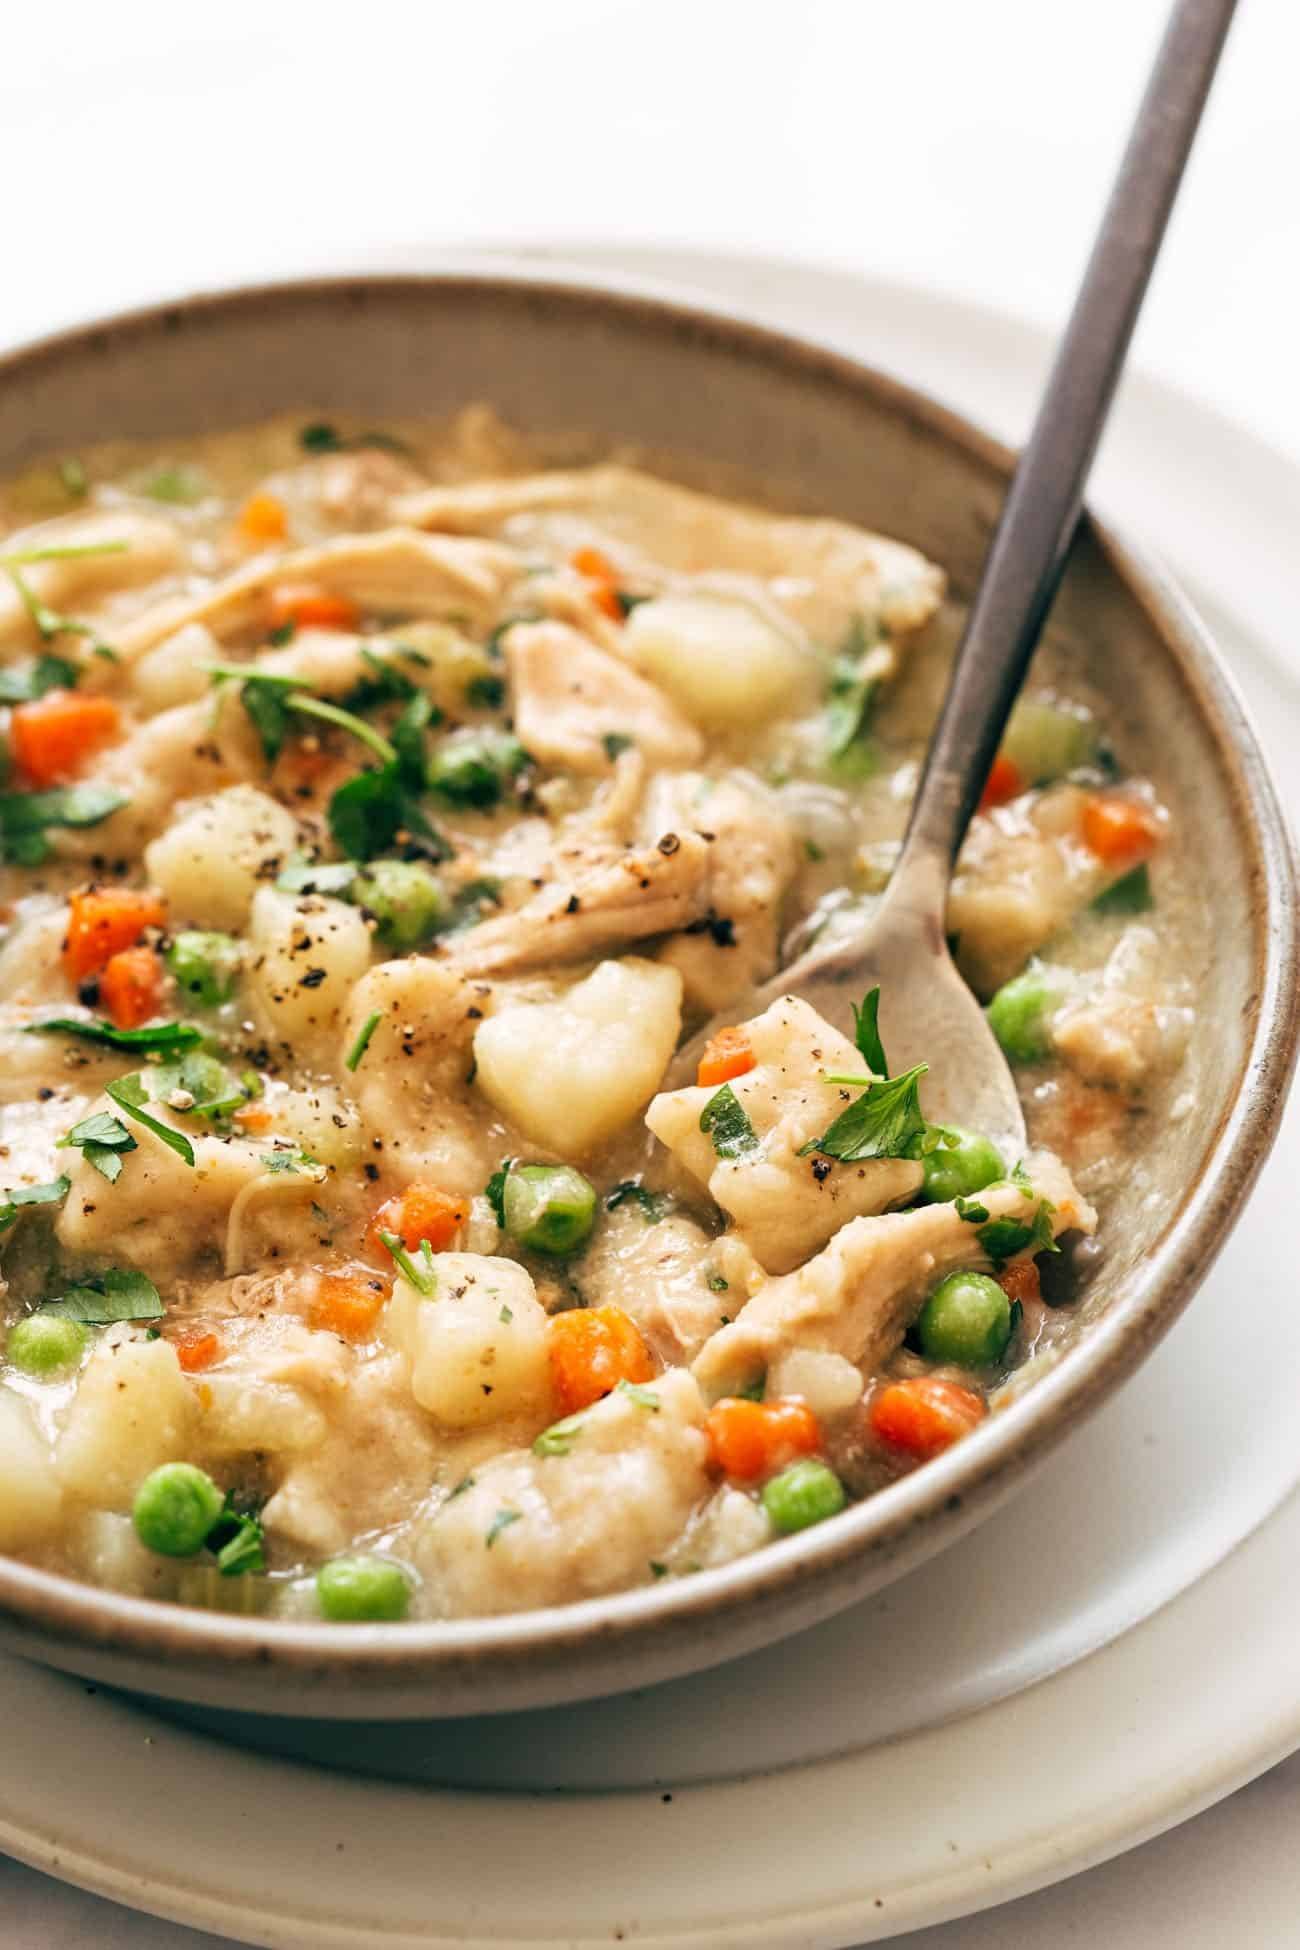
[0,270,1294,1711]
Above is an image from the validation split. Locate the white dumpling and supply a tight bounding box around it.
[623,593,817,730]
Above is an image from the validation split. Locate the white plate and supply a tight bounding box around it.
[1,251,1298,1944]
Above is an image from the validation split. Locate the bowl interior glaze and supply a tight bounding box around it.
[0,271,1293,1719]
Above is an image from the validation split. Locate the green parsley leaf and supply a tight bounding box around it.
[105,1074,196,1167]
[485,1507,521,1548]
[484,1159,515,1227]
[42,1267,163,1324]
[955,1195,990,1223]
[0,783,128,865]
[852,986,888,1077]
[825,615,883,759]
[27,1018,202,1054]
[977,1200,1058,1268]
[602,731,634,760]
[799,1062,928,1163]
[57,1109,137,1182]
[0,1175,70,1231]
[0,653,80,705]
[206,1497,266,1577]
[391,691,437,789]
[345,1011,382,1072]
[466,673,505,711]
[605,1178,670,1222]
[498,1302,513,1324]
[327,760,451,864]
[284,693,396,765]
[699,1083,761,1161]
[706,1270,729,1293]
[1091,864,1154,915]
[377,1228,437,1296]
[446,1474,475,1501]
[299,421,343,452]
[738,1373,766,1402]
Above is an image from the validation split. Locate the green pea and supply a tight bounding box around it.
[919,1127,1005,1205]
[316,1552,414,1622]
[7,1312,88,1376]
[166,930,243,1007]
[353,859,447,950]
[502,1164,598,1256]
[986,965,1059,1064]
[427,730,528,809]
[761,1459,847,1534]
[132,1463,225,1558]
[915,1270,1012,1366]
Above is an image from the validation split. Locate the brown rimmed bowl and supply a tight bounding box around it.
[0,269,1294,1719]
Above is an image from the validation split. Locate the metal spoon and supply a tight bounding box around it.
[673,0,1237,1152]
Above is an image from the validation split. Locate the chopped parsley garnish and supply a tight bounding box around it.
[206,665,397,768]
[955,1195,990,1223]
[0,783,128,865]
[57,1109,137,1182]
[498,1302,513,1324]
[485,1507,521,1548]
[327,749,451,864]
[105,1073,196,1167]
[466,673,505,711]
[206,1496,266,1577]
[297,423,410,457]
[27,1017,202,1054]
[602,731,634,760]
[1,541,127,655]
[377,1228,437,1296]
[606,1178,669,1222]
[799,1062,928,1163]
[738,1373,766,1403]
[853,985,889,1076]
[484,1159,515,1227]
[0,652,80,704]
[1092,864,1154,915]
[446,1474,475,1501]
[825,615,884,759]
[0,1176,69,1231]
[42,1267,163,1324]
[533,1411,587,1457]
[977,1201,1058,1268]
[706,1270,729,1293]
[617,1380,660,1411]
[699,1083,761,1161]
[274,854,359,896]
[58,458,88,498]
[345,1011,382,1072]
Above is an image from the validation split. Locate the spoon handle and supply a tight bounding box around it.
[894,0,1237,894]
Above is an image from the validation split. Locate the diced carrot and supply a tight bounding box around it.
[569,546,624,621]
[704,1396,822,1481]
[174,1330,224,1374]
[63,886,168,982]
[696,1025,756,1089]
[998,1259,1042,1308]
[548,1304,655,1414]
[1079,792,1161,863]
[98,945,165,1029]
[367,1183,469,1257]
[11,691,121,787]
[869,1378,986,1461]
[236,491,289,545]
[979,751,1024,810]
[306,1271,389,1341]
[233,1104,275,1133]
[266,583,361,635]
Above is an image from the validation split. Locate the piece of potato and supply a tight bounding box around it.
[473,957,683,1155]
[56,1330,193,1510]
[144,785,297,930]
[246,888,373,1056]
[623,593,817,730]
[0,1388,63,1549]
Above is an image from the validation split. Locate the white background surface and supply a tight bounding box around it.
[2,1,1298,1943]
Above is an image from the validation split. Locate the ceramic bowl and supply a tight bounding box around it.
[0,270,1294,1719]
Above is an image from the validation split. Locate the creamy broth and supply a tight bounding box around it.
[0,411,1200,1621]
